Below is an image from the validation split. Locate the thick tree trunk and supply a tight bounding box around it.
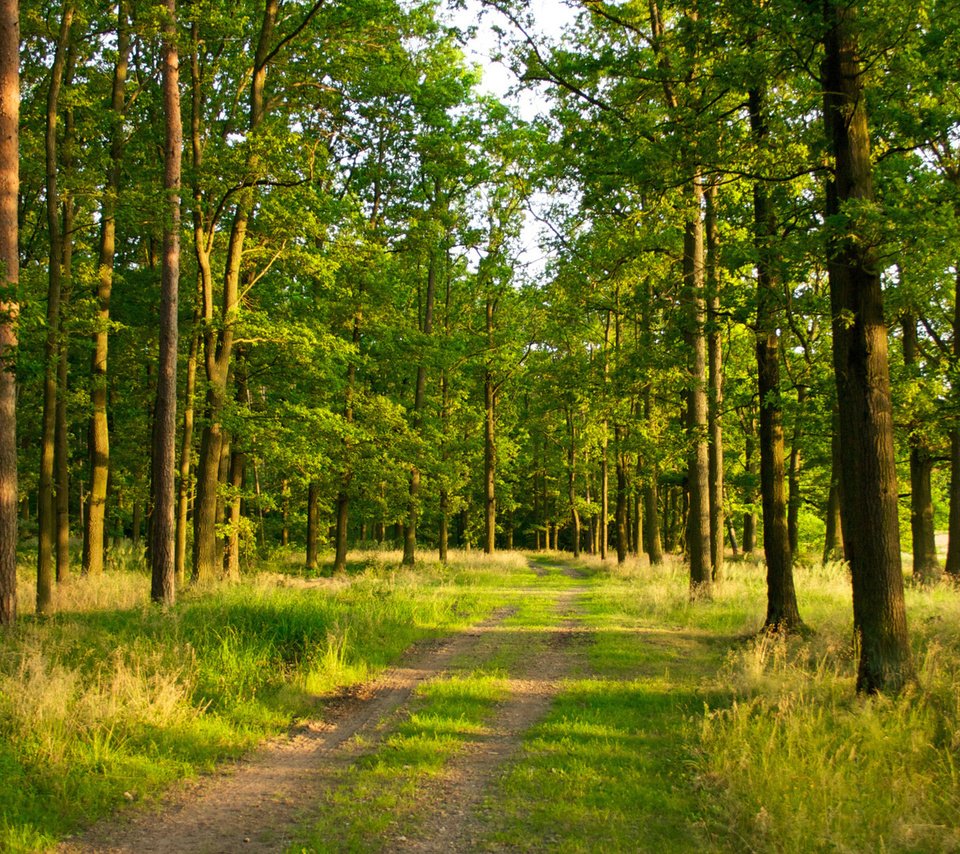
[684,178,712,596]
[705,181,724,581]
[822,0,912,692]
[0,0,19,625]
[150,0,181,605]
[750,85,802,631]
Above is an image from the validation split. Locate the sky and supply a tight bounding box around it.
[442,0,581,277]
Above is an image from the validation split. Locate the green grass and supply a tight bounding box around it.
[0,551,518,852]
[3,548,960,852]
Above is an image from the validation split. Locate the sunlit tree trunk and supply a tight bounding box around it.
[684,177,711,596]
[0,0,19,625]
[705,180,724,582]
[150,0,182,604]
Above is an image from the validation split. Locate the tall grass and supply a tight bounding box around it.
[585,555,960,852]
[0,550,516,852]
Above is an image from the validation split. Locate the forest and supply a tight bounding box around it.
[0,0,958,849]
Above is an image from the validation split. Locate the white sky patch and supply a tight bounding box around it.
[443,1,580,281]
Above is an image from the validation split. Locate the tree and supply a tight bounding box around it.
[820,0,912,692]
[150,0,182,605]
[0,0,17,626]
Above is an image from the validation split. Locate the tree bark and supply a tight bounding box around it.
[566,406,580,558]
[403,236,438,566]
[643,391,663,565]
[822,405,844,563]
[175,297,200,585]
[750,83,801,631]
[684,177,712,596]
[0,0,19,625]
[84,0,128,578]
[150,0,182,605]
[821,0,912,692]
[705,180,724,581]
[787,386,805,556]
[193,1,277,581]
[37,2,74,614]
[901,312,940,581]
[483,305,496,554]
[615,440,627,565]
[947,266,960,579]
[306,481,319,570]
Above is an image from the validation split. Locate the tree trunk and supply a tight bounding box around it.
[55,196,73,585]
[403,239,437,566]
[742,416,757,554]
[223,448,245,581]
[193,2,276,582]
[705,180,724,582]
[822,0,912,692]
[84,1,127,578]
[175,298,199,585]
[901,312,940,581]
[37,2,74,614]
[822,407,844,564]
[0,0,19,625]
[150,0,181,604]
[643,394,663,565]
[306,482,319,570]
[787,386,806,556]
[947,266,960,579]
[684,178,712,596]
[484,364,496,555]
[615,444,627,565]
[566,406,580,558]
[750,84,801,631]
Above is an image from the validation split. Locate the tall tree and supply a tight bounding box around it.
[0,0,18,625]
[150,0,182,605]
[749,80,801,631]
[84,0,129,577]
[37,1,74,614]
[820,0,912,692]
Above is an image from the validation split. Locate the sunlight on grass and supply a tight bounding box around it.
[293,672,510,853]
[0,551,525,852]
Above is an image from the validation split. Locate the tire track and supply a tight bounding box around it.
[58,607,518,854]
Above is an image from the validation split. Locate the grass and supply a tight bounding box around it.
[0,548,515,853]
[2,547,960,852]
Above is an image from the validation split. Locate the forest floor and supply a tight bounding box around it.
[55,557,720,853]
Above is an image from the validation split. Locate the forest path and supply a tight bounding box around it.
[57,562,588,854]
